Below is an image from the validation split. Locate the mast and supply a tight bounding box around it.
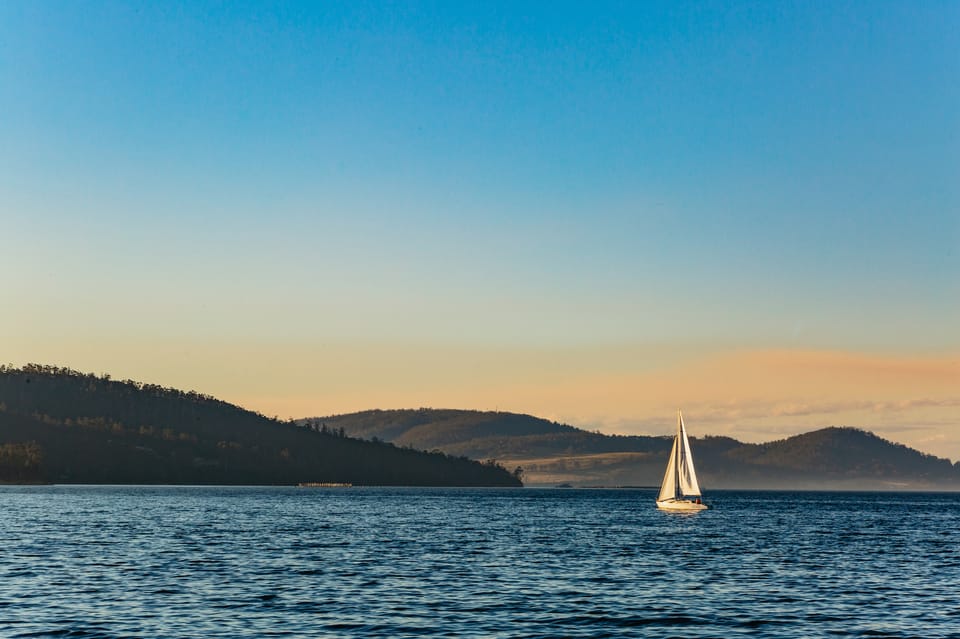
[675,409,682,498]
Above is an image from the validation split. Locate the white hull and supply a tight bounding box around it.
[656,498,707,512]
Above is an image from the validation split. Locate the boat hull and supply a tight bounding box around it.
[656,499,708,511]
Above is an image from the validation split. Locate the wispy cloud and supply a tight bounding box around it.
[675,397,960,423]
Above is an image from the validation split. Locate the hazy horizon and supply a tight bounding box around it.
[3,4,957,459]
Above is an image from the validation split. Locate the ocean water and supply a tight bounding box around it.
[1,487,958,638]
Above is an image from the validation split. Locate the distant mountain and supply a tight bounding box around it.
[310,409,960,489]
[0,366,520,486]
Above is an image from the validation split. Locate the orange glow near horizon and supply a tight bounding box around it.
[10,338,954,461]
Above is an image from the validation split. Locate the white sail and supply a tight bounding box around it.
[678,412,701,496]
[657,436,679,502]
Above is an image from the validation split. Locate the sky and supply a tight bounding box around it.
[2,2,958,458]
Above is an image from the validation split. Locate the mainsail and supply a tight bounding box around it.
[678,411,702,496]
[657,410,701,501]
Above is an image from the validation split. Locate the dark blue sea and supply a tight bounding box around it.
[1,487,958,638]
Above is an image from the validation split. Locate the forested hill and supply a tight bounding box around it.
[310,409,960,489]
[0,365,520,486]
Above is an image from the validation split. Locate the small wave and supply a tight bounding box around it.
[615,614,707,627]
[738,618,788,629]
[13,627,119,639]
[542,613,707,628]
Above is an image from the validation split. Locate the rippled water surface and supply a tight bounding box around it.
[2,487,959,638]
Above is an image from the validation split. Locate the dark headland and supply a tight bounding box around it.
[0,365,521,487]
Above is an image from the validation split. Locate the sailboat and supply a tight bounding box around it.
[656,409,707,511]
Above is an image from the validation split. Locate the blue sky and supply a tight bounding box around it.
[1,2,957,452]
